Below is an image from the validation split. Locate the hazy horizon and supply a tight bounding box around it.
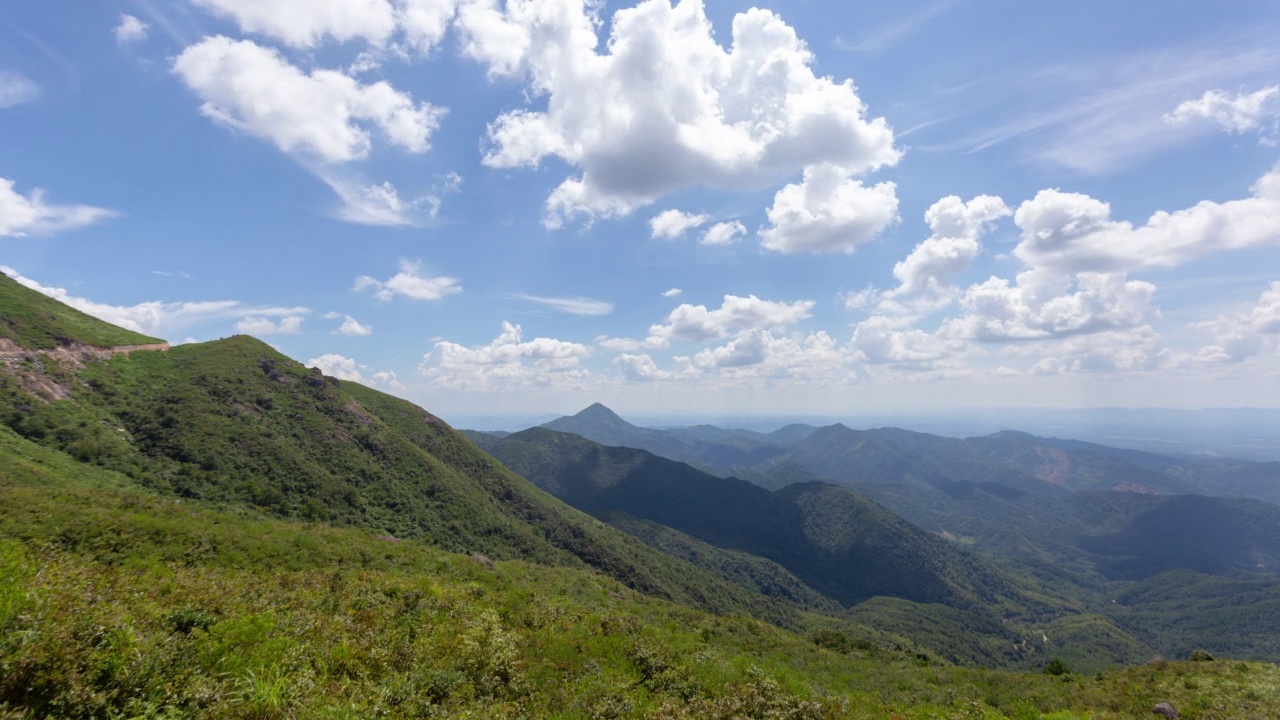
[445,404,1280,461]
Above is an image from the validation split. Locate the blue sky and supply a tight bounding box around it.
[2,0,1280,420]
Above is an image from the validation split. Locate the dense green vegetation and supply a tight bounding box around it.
[5,426,1280,718]
[0,273,161,349]
[473,427,1047,615]
[600,512,844,614]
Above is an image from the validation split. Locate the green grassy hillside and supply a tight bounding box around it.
[1,334,836,629]
[0,273,161,349]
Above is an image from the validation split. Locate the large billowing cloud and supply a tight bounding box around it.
[948,165,1280,346]
[457,0,899,227]
[174,36,443,164]
[845,164,1280,375]
[0,178,117,237]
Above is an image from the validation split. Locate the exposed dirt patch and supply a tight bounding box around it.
[344,400,377,427]
[1032,447,1072,485]
[0,341,169,402]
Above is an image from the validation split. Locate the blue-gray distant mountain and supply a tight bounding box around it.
[543,404,1279,504]
[471,424,1280,666]
[541,403,791,473]
[472,426,1046,614]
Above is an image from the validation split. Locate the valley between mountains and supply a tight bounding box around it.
[3,271,1280,718]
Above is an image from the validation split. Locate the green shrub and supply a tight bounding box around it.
[1043,657,1070,676]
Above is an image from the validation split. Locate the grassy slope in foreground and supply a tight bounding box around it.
[0,330,826,630]
[0,273,161,349]
[4,426,1280,719]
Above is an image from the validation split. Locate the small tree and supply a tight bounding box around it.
[1043,657,1070,676]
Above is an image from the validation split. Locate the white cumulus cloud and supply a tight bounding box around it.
[944,270,1158,342]
[1165,86,1279,135]
[308,353,406,389]
[645,294,814,346]
[193,0,460,51]
[0,178,117,237]
[420,321,593,390]
[354,259,462,301]
[759,165,899,253]
[193,0,399,48]
[700,221,746,246]
[616,353,686,381]
[308,353,367,380]
[649,209,709,239]
[337,315,374,336]
[235,315,305,335]
[1011,163,1280,274]
[173,36,444,164]
[1180,281,1280,364]
[114,14,150,44]
[873,194,1010,315]
[851,315,964,369]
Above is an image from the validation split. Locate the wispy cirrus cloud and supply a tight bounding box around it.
[509,293,614,317]
[916,29,1280,173]
[834,0,954,55]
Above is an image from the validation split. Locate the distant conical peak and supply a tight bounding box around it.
[576,402,624,419]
